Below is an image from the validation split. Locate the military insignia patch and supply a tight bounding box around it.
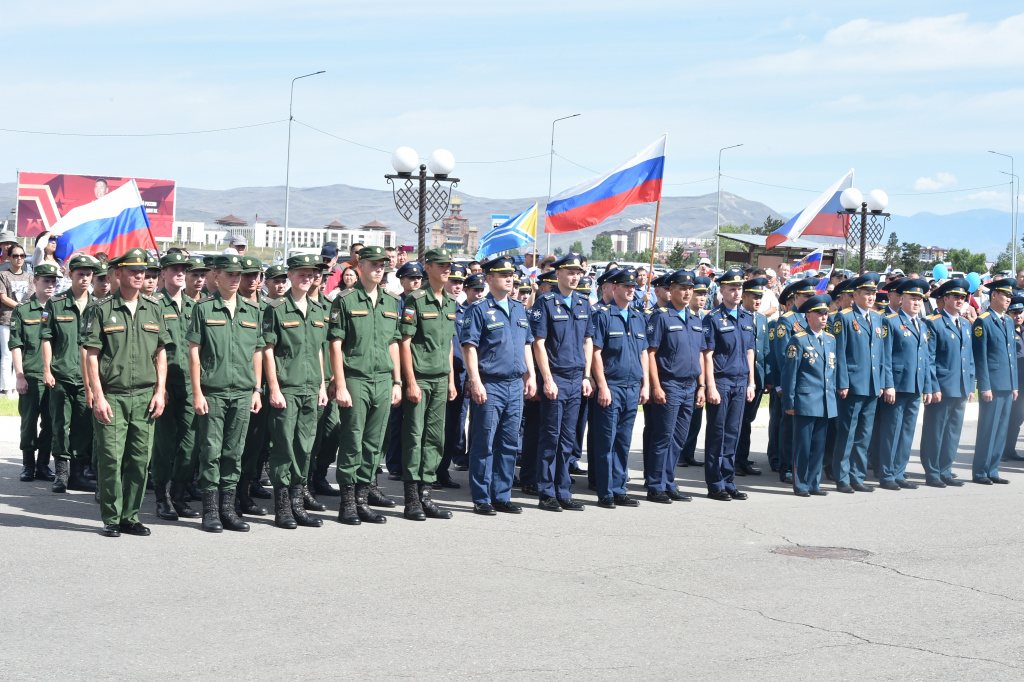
[402,308,415,324]
[330,309,340,322]
[776,325,786,337]
[786,345,798,359]
[647,324,654,334]
[974,326,983,337]
[768,328,775,341]
[882,326,888,338]
[833,320,842,334]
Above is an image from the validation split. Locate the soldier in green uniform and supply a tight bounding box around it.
[142,255,160,296]
[399,248,458,521]
[234,256,271,514]
[329,246,402,525]
[263,253,329,529]
[188,254,265,532]
[10,263,59,483]
[150,252,199,521]
[303,262,336,509]
[82,248,169,537]
[42,254,98,493]
[184,256,209,301]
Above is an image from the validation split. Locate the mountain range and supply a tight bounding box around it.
[0,182,1012,259]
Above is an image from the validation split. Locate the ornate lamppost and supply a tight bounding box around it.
[838,187,890,274]
[386,148,460,261]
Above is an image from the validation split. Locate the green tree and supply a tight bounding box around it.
[667,243,687,269]
[994,240,1024,274]
[553,247,564,257]
[947,248,987,274]
[636,248,652,264]
[882,232,900,268]
[568,240,584,256]
[753,215,785,236]
[590,235,614,261]
[900,242,923,275]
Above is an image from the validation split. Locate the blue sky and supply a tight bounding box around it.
[2,1,1022,219]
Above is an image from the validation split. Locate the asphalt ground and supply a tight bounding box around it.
[1,406,1023,680]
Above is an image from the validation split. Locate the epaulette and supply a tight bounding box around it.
[142,294,161,305]
[383,289,400,300]
[411,289,427,300]
[541,292,554,300]
[50,291,68,302]
[337,288,357,300]
[15,299,32,307]
[794,331,807,337]
[841,307,853,314]
[197,295,215,304]
[468,298,486,308]
[926,314,940,321]
[886,312,898,318]
[979,311,990,319]
[658,306,668,313]
[268,297,287,308]
[825,331,835,337]
[88,294,113,308]
[782,311,794,318]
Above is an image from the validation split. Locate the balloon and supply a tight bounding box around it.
[966,272,981,293]
[932,264,949,281]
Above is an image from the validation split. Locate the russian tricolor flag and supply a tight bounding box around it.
[791,248,823,275]
[766,170,854,249]
[545,135,666,234]
[52,180,156,262]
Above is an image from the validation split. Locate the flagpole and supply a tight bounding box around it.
[645,200,662,306]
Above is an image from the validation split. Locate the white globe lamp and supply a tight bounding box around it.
[428,149,456,176]
[866,189,889,212]
[391,147,419,174]
[839,187,864,211]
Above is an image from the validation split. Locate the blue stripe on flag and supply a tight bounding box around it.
[546,156,664,216]
[55,204,150,262]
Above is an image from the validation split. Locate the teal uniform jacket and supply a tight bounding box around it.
[924,311,975,397]
[883,310,930,394]
[833,306,893,395]
[749,310,770,390]
[769,310,805,388]
[781,330,838,418]
[972,310,1018,393]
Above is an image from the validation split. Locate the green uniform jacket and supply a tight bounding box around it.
[399,287,456,378]
[328,282,402,379]
[310,293,334,382]
[157,288,196,388]
[263,293,326,395]
[187,292,265,397]
[81,293,170,395]
[41,290,93,385]
[8,295,49,379]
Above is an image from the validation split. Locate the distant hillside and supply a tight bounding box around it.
[885,209,1013,261]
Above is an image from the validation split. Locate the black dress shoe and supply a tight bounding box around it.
[677,459,688,468]
[734,466,746,477]
[521,483,539,496]
[683,457,703,467]
[568,463,586,475]
[453,464,469,472]
[35,466,56,481]
[770,464,779,472]
[646,490,672,504]
[434,474,461,489]
[665,488,692,501]
[538,496,562,512]
[557,497,584,511]
[896,480,919,489]
[850,482,874,492]
[19,466,34,482]
[707,490,731,501]
[738,463,762,476]
[119,521,151,536]
[587,482,597,491]
[387,472,402,481]
[809,489,828,496]
[972,477,993,485]
[824,469,834,481]
[878,480,901,491]
[597,497,616,508]
[989,476,1010,484]
[473,502,496,516]
[836,484,854,493]
[794,490,810,497]
[493,500,522,514]
[1003,452,1024,462]
[925,479,947,488]
[943,478,964,487]
[727,489,748,500]
[613,494,639,507]
[101,524,121,537]
[782,473,794,484]
[312,478,341,497]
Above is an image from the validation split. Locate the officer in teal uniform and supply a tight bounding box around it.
[921,279,974,487]
[971,278,1018,484]
[781,294,836,496]
[876,278,929,490]
[736,277,769,476]
[832,272,893,493]
[701,268,756,501]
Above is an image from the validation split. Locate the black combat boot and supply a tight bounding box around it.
[154,481,179,521]
[52,459,70,493]
[403,481,426,521]
[368,476,395,507]
[218,490,250,532]
[312,461,341,497]
[355,483,386,524]
[249,479,272,499]
[337,484,360,525]
[68,460,97,492]
[35,450,54,481]
[419,482,452,519]
[201,490,223,532]
[290,485,322,527]
[20,451,35,482]
[302,484,327,512]
[237,477,267,516]
[274,487,297,529]
[170,482,201,518]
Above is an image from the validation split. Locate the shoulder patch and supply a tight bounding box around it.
[51,292,68,302]
[383,289,400,300]
[794,331,807,338]
[926,314,940,321]
[841,307,853,314]
[15,299,32,307]
[979,311,990,319]
[786,344,798,359]
[541,292,554,300]
[197,295,215,304]
[411,289,427,299]
[886,312,898,318]
[782,311,794,318]
[974,325,984,337]
[142,294,161,305]
[658,306,668,313]
[337,288,357,300]
[268,297,287,308]
[825,331,835,338]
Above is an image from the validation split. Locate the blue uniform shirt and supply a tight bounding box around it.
[833,305,893,395]
[781,329,838,418]
[593,302,646,384]
[972,310,1018,393]
[528,290,594,376]
[924,311,976,397]
[459,294,533,380]
[646,304,705,380]
[883,310,929,394]
[703,304,754,380]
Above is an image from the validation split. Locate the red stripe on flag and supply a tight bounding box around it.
[545,178,663,234]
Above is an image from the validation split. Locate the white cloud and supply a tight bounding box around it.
[914,173,958,191]
[967,191,1009,203]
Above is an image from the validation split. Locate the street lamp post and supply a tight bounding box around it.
[386,148,460,261]
[283,70,325,260]
[715,143,743,267]
[991,151,1017,273]
[838,187,890,274]
[545,113,580,256]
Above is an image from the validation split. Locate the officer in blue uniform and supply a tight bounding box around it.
[832,272,893,493]
[436,263,468,489]
[677,276,711,468]
[701,267,756,501]
[822,278,854,480]
[645,269,704,503]
[519,269,557,495]
[921,278,975,487]
[971,278,1018,484]
[768,277,820,482]
[736,277,769,476]
[584,268,616,491]
[384,260,424,479]
[781,294,837,496]
[591,268,649,508]
[1002,296,1024,462]
[460,256,537,514]
[875,278,929,490]
[530,253,593,511]
[867,279,903,476]
[572,276,595,473]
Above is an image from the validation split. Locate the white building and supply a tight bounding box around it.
[169,216,397,253]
